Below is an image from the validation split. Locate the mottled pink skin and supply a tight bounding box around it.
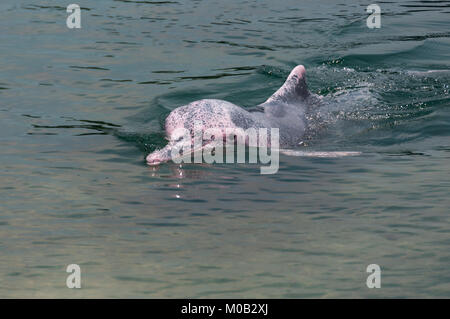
[146,65,314,165]
[164,100,242,138]
[146,99,270,165]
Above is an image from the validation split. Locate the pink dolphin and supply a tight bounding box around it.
[146,65,318,165]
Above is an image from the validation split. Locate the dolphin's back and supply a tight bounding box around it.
[165,99,269,137]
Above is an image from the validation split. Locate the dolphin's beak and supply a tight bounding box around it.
[146,146,172,166]
[146,155,161,166]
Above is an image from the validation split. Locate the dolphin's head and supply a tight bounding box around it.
[146,130,195,166]
[265,65,310,104]
[146,145,172,165]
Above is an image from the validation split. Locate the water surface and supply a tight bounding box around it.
[0,0,449,298]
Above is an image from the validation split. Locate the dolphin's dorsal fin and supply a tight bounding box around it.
[265,65,309,104]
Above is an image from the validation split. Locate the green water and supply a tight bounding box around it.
[0,0,449,298]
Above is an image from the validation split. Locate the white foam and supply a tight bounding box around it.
[280,149,361,157]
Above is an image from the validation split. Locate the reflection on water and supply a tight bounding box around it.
[0,0,449,297]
